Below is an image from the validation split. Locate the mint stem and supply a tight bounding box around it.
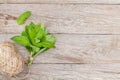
[28,48,48,67]
[28,52,34,67]
[28,57,33,67]
[34,48,48,57]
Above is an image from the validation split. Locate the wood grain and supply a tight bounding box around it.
[26,64,120,80]
[1,64,120,80]
[1,0,120,4]
[0,3,120,80]
[0,0,6,4]
[1,4,120,34]
[1,34,120,64]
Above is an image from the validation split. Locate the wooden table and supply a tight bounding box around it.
[0,0,120,80]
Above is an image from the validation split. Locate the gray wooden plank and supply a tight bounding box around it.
[0,0,6,4]
[1,64,120,80]
[0,0,7,4]
[1,34,120,64]
[27,64,120,80]
[1,4,120,34]
[3,0,120,4]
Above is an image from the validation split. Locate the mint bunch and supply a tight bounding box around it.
[11,22,56,66]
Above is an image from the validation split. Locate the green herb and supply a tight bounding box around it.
[17,11,31,25]
[11,22,56,66]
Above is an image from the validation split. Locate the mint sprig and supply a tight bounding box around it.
[11,22,56,66]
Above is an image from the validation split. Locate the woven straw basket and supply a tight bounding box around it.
[0,42,24,77]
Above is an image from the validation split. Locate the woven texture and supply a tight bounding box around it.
[0,42,24,76]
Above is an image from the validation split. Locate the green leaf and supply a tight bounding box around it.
[27,23,36,45]
[35,41,55,48]
[30,45,40,53]
[40,36,46,42]
[21,31,28,36]
[25,25,29,33]
[33,47,48,57]
[41,23,45,30]
[41,23,47,34]
[17,11,31,25]
[29,22,35,27]
[35,29,44,40]
[11,36,31,46]
[35,23,47,39]
[35,38,40,43]
[45,35,56,44]
[25,46,32,52]
[24,25,33,44]
[34,24,40,32]
[41,41,55,48]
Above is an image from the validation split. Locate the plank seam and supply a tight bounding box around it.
[1,3,120,5]
[1,33,120,35]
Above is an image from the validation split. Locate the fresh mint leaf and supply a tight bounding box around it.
[35,29,44,40]
[21,31,28,36]
[17,11,31,25]
[25,46,32,52]
[25,25,29,33]
[35,38,40,43]
[11,36,31,46]
[33,47,48,57]
[40,41,55,48]
[41,23,47,34]
[29,22,35,27]
[27,23,36,45]
[45,35,56,44]
[30,45,40,53]
[35,24,41,32]
[35,41,55,48]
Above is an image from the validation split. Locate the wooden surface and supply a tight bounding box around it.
[1,0,120,4]
[0,1,120,80]
[1,4,120,34]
